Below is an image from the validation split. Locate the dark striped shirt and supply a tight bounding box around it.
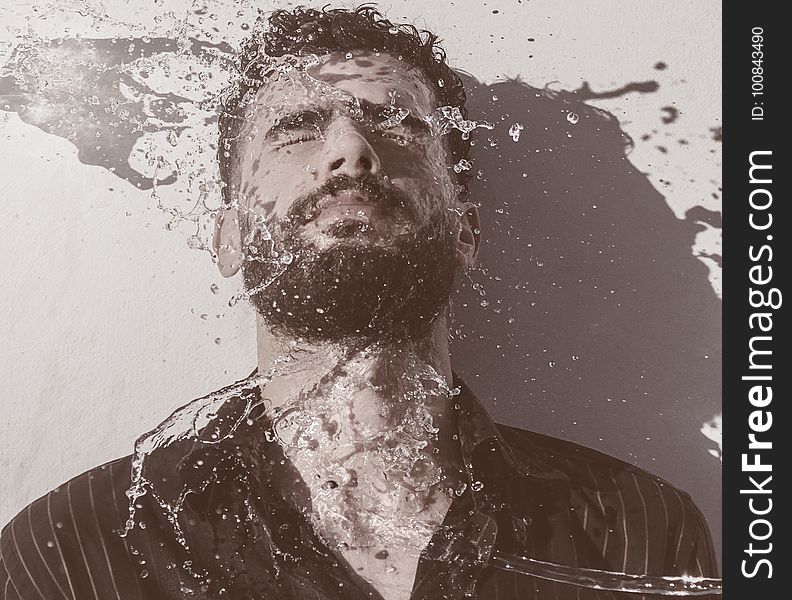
[1,376,718,599]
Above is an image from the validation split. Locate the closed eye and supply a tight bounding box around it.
[273,131,321,147]
[375,113,430,144]
[378,127,414,143]
[266,109,327,146]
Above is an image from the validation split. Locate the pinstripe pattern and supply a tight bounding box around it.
[86,476,120,600]
[8,518,47,600]
[1,379,718,599]
[24,507,69,600]
[65,482,99,600]
[45,496,76,600]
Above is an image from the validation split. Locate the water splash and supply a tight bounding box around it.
[270,346,462,553]
[491,553,722,596]
[452,158,472,173]
[122,357,293,541]
[508,122,523,142]
[699,414,722,461]
[1,5,722,592]
[1,30,235,249]
[1,22,494,259]
[424,105,494,140]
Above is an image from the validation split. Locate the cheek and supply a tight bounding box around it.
[380,138,449,176]
[242,148,320,216]
[385,142,456,199]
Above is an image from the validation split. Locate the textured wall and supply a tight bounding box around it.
[0,0,721,561]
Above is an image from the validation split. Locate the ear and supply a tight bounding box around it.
[213,206,242,277]
[455,201,480,269]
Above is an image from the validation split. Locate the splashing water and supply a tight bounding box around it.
[700,414,722,461]
[1,30,235,247]
[424,105,495,140]
[452,158,472,173]
[490,553,722,596]
[1,6,721,595]
[270,346,462,553]
[122,357,293,543]
[378,91,411,130]
[508,122,523,142]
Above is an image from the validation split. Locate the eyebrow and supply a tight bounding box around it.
[357,98,431,134]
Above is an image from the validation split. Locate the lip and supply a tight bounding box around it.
[317,190,376,211]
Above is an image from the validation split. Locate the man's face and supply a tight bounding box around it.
[216,50,478,342]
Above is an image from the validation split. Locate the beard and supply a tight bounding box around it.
[240,175,459,344]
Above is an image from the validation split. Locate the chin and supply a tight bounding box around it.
[243,221,457,344]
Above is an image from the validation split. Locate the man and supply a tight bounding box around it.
[1,6,718,600]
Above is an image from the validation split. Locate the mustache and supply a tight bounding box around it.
[285,174,417,226]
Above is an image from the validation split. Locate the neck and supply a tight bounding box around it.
[253,311,460,465]
[252,311,466,557]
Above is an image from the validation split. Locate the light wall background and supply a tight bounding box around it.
[0,0,722,558]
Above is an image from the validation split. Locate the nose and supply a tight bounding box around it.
[322,119,381,178]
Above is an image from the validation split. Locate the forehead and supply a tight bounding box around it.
[253,50,437,117]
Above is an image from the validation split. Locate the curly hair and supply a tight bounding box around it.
[217,4,470,205]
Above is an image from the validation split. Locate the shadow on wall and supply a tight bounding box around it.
[1,40,722,558]
[450,74,722,558]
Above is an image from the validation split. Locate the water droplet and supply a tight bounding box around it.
[567,112,580,124]
[471,481,484,492]
[46,541,55,548]
[140,570,149,579]
[214,337,221,345]
[210,283,219,294]
[508,123,523,142]
[452,159,472,173]
[345,52,353,59]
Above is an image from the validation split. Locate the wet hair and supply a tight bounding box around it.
[217,4,470,204]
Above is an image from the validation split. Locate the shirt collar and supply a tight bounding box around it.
[140,369,568,513]
[452,374,570,487]
[134,370,573,599]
